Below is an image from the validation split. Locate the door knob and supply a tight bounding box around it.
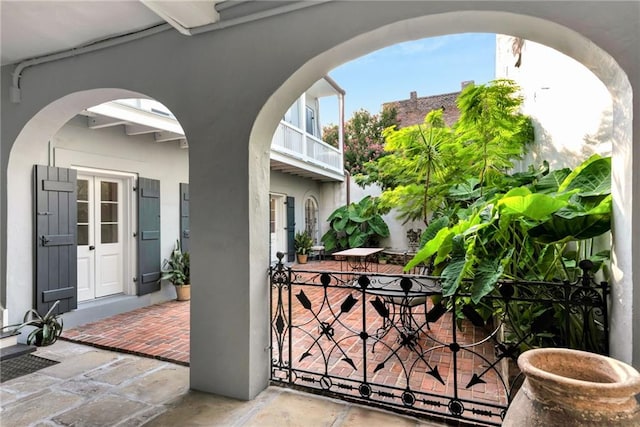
[89,245,95,250]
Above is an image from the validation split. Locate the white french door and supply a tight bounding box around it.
[77,174,124,301]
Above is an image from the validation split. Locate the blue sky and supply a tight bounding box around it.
[319,33,496,126]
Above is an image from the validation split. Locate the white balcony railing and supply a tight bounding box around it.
[272,121,343,175]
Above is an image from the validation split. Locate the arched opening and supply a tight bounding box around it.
[1,2,635,416]
[6,88,191,363]
[251,10,633,367]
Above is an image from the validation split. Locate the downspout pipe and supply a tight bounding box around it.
[10,23,172,103]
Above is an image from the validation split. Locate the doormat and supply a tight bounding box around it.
[0,354,59,383]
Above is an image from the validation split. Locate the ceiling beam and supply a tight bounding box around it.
[125,123,157,135]
[88,116,127,129]
[155,131,184,142]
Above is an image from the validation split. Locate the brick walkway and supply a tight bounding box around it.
[62,300,190,366]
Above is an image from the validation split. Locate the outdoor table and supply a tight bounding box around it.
[333,247,384,272]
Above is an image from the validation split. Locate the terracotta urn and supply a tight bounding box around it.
[503,348,640,426]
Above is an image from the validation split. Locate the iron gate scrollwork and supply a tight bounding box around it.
[269,254,609,426]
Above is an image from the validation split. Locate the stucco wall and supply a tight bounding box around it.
[2,1,638,400]
[349,178,424,252]
[496,35,613,170]
[6,114,189,322]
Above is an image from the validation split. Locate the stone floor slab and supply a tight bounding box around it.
[341,406,418,427]
[145,390,254,426]
[52,394,151,427]
[243,389,346,427]
[38,349,119,379]
[0,390,84,426]
[85,356,164,385]
[117,365,189,404]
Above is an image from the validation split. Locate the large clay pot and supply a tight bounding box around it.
[503,348,640,426]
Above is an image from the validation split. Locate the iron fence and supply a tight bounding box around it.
[269,255,609,426]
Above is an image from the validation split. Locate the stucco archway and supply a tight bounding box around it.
[251,11,633,364]
[6,88,189,323]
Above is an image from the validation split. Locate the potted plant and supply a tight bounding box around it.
[161,240,191,301]
[1,300,64,346]
[294,231,313,264]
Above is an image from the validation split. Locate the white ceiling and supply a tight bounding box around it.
[1,1,164,66]
[0,0,235,66]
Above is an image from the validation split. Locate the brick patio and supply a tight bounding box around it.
[62,258,509,423]
[61,259,402,367]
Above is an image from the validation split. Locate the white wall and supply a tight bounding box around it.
[6,114,188,324]
[270,170,341,245]
[2,1,638,400]
[496,35,613,170]
[349,177,423,252]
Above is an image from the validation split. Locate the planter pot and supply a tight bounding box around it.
[175,284,191,301]
[297,254,308,264]
[503,348,640,426]
[33,330,59,347]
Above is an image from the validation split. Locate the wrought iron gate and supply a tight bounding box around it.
[270,256,609,426]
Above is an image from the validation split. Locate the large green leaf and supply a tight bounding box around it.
[471,259,504,303]
[368,215,390,237]
[349,232,368,248]
[405,227,451,270]
[528,212,611,244]
[419,216,449,248]
[498,193,567,221]
[441,236,468,297]
[321,230,339,251]
[448,178,481,201]
[558,155,610,196]
[535,168,571,193]
[333,215,349,232]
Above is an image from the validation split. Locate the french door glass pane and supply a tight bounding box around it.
[101,224,118,244]
[101,203,118,222]
[77,179,89,201]
[77,201,89,223]
[101,181,118,202]
[77,225,88,246]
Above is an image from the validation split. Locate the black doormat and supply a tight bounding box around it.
[0,354,59,383]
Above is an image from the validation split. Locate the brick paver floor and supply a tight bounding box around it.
[62,299,190,365]
[62,258,510,422]
[61,259,399,366]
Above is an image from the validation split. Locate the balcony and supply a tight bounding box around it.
[270,120,344,182]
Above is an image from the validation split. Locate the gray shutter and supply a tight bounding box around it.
[137,177,161,295]
[179,183,189,252]
[286,196,295,262]
[33,165,77,315]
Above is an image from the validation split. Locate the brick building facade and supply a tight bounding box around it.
[382,81,473,128]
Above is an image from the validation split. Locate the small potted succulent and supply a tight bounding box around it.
[294,231,313,264]
[1,300,64,346]
[161,240,191,301]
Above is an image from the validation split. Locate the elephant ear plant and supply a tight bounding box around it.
[321,196,390,251]
[1,300,64,346]
[406,155,612,353]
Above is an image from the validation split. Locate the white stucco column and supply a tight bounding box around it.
[188,123,270,400]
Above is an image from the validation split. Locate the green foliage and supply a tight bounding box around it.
[356,79,533,226]
[323,106,399,175]
[2,300,64,346]
[161,240,190,286]
[406,155,612,303]
[454,79,534,190]
[294,231,313,254]
[321,196,390,251]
